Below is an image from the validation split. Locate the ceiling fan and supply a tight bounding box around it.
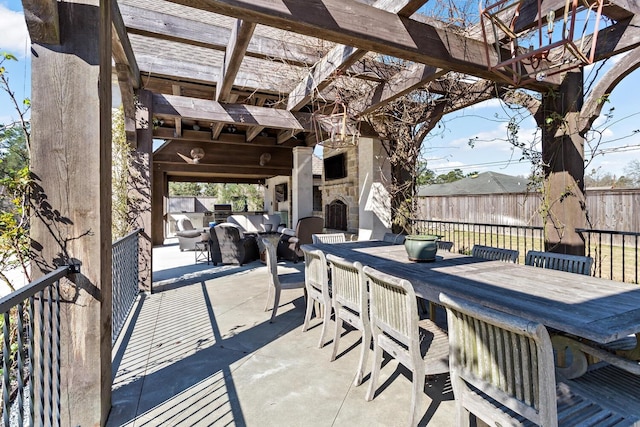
[178,147,205,164]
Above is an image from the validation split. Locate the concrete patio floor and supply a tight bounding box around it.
[106,240,456,426]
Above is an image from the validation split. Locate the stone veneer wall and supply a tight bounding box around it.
[322,146,360,233]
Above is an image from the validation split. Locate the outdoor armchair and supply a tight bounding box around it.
[208,223,259,266]
[176,217,207,251]
[277,216,324,262]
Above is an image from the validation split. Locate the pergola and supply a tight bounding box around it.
[20,0,640,424]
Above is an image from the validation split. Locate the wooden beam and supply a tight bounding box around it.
[163,0,551,90]
[167,175,265,184]
[246,126,266,142]
[580,49,640,133]
[217,19,256,102]
[172,85,183,137]
[156,162,292,176]
[211,123,225,140]
[22,0,60,44]
[111,1,140,88]
[287,45,367,111]
[276,129,302,144]
[115,63,137,145]
[591,15,640,61]
[358,63,446,115]
[154,139,292,165]
[119,4,322,66]
[285,0,431,112]
[135,53,295,95]
[152,94,314,132]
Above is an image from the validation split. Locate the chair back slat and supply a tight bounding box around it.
[472,245,519,263]
[525,250,593,275]
[441,293,557,426]
[312,233,346,244]
[327,255,363,313]
[364,266,416,347]
[301,246,329,297]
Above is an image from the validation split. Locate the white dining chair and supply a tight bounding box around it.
[300,245,332,348]
[312,233,346,244]
[326,254,370,386]
[363,265,449,426]
[262,238,305,322]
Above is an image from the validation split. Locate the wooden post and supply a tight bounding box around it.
[134,89,153,292]
[29,0,112,424]
[539,70,587,255]
[152,167,168,247]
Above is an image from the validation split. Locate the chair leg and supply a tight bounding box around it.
[302,295,314,332]
[264,284,272,312]
[269,288,281,323]
[410,368,426,427]
[365,334,383,401]
[317,302,331,348]
[354,325,371,387]
[330,313,343,361]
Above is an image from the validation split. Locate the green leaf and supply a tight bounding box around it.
[2,52,17,61]
[23,98,30,106]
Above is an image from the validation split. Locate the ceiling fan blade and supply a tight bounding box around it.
[177,152,196,164]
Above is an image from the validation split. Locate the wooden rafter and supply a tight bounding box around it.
[163,0,560,90]
[111,1,140,89]
[217,19,256,102]
[285,0,425,112]
[120,3,325,67]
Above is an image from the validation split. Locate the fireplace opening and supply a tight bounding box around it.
[326,199,347,230]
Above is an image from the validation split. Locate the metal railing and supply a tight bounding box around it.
[410,219,545,262]
[0,265,70,426]
[577,228,640,284]
[411,219,640,284]
[112,228,142,346]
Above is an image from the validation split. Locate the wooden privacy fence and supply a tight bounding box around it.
[417,188,640,232]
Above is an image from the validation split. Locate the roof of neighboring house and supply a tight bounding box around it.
[417,171,532,196]
[312,153,323,176]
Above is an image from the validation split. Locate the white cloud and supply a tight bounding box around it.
[0,5,29,56]
[464,98,504,111]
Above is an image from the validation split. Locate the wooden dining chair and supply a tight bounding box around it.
[312,233,346,244]
[300,245,332,348]
[436,240,454,252]
[363,266,449,426]
[382,232,406,244]
[262,238,306,323]
[440,292,631,427]
[471,244,519,262]
[326,254,370,386]
[525,250,593,275]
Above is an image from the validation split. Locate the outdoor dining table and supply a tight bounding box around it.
[311,240,640,376]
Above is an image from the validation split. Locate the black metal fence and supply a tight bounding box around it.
[112,228,142,346]
[0,265,69,426]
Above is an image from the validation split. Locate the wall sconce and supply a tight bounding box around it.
[259,152,272,166]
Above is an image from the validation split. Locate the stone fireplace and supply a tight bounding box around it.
[322,146,359,233]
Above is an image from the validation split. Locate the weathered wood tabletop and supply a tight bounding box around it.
[311,240,640,344]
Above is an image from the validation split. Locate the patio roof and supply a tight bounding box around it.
[93,0,640,183]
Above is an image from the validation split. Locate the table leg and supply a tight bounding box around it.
[551,335,588,379]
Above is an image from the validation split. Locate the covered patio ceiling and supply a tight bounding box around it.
[91,0,640,183]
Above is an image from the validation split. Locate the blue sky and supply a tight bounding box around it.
[2,0,640,178]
